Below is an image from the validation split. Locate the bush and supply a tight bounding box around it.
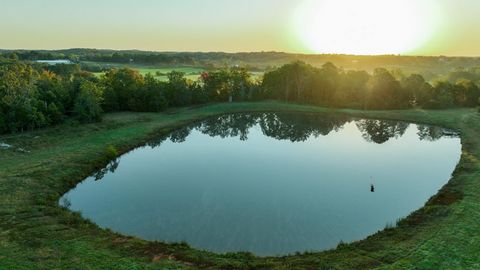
[105,145,118,160]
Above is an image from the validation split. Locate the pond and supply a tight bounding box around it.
[60,113,461,256]
[36,59,73,65]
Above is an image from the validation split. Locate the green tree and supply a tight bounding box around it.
[336,70,370,108]
[45,63,80,79]
[367,68,409,109]
[229,67,252,102]
[73,80,103,123]
[129,73,168,112]
[425,81,455,109]
[312,62,339,105]
[262,61,315,103]
[401,74,425,107]
[202,69,232,102]
[102,68,144,111]
[0,62,45,132]
[454,79,480,107]
[36,71,68,124]
[165,71,191,106]
[416,82,435,108]
[190,81,208,104]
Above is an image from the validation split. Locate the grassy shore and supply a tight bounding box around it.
[1,102,479,269]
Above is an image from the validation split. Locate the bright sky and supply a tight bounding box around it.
[1,0,480,56]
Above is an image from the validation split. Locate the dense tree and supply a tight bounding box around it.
[45,64,80,79]
[367,68,409,109]
[229,68,252,102]
[401,74,425,106]
[312,62,340,105]
[262,61,316,102]
[410,81,434,108]
[0,62,43,132]
[73,80,103,123]
[202,69,232,101]
[424,81,455,109]
[447,67,480,83]
[1,58,479,135]
[202,67,253,102]
[189,81,208,104]
[335,70,370,108]
[0,61,106,133]
[36,71,69,124]
[165,71,191,106]
[129,74,168,112]
[102,68,144,111]
[260,67,284,100]
[453,79,480,107]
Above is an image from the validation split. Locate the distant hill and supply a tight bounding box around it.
[2,49,480,78]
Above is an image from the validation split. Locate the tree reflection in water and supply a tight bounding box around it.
[164,112,454,144]
[417,125,458,141]
[355,119,409,144]
[93,113,456,181]
[93,158,120,181]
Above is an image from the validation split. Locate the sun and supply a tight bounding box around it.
[293,0,441,55]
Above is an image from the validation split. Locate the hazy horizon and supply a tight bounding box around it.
[2,0,480,56]
[2,47,480,58]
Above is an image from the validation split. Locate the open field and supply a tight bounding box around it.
[85,62,264,82]
[86,62,205,81]
[1,101,479,269]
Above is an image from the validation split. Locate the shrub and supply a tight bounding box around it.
[105,145,118,160]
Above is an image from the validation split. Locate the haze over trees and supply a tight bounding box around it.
[1,55,479,134]
[260,61,480,110]
[3,49,480,75]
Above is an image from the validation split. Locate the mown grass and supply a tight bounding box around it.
[1,101,479,269]
[89,63,204,81]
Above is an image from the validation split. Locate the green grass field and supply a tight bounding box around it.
[87,62,263,82]
[1,102,479,269]
[88,62,204,81]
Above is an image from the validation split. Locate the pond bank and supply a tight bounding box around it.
[0,102,479,269]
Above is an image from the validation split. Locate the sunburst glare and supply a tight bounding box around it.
[293,0,443,55]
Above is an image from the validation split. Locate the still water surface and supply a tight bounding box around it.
[61,113,461,256]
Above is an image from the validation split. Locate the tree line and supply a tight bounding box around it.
[0,58,258,133]
[1,58,479,134]
[261,61,480,109]
[4,49,480,74]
